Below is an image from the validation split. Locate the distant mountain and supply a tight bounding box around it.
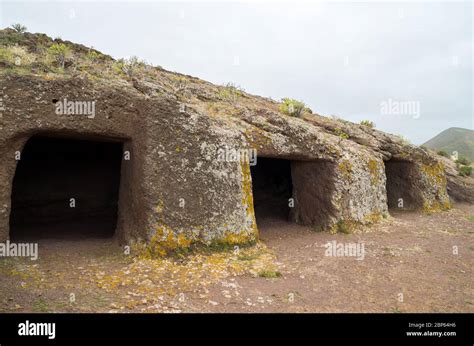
[423,127,474,161]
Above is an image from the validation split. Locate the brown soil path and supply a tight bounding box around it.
[1,205,473,313]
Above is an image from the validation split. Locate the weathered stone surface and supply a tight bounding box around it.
[438,156,474,204]
[0,29,471,254]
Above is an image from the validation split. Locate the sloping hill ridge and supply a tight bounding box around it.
[423,127,474,161]
[1,27,474,246]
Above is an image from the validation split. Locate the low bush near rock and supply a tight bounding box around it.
[360,120,375,128]
[458,165,472,177]
[279,98,306,117]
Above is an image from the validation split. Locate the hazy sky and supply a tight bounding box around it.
[1,1,472,144]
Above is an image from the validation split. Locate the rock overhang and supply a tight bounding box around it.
[0,29,459,256]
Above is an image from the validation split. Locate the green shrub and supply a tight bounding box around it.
[396,135,411,145]
[279,98,306,117]
[458,165,472,177]
[171,76,188,94]
[48,43,71,69]
[0,47,13,63]
[0,46,35,66]
[86,50,101,62]
[360,120,375,128]
[258,270,282,278]
[334,127,350,140]
[218,83,243,103]
[437,150,448,157]
[456,157,471,166]
[11,23,27,33]
[13,46,35,66]
[336,221,351,234]
[0,29,27,46]
[113,56,145,78]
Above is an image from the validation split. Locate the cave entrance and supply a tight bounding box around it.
[9,135,124,241]
[250,158,293,224]
[249,158,337,231]
[384,159,423,210]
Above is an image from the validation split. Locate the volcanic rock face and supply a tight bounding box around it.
[0,29,468,254]
[438,156,474,204]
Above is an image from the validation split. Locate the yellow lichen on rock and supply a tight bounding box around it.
[421,162,447,188]
[221,230,257,246]
[338,160,353,181]
[155,200,164,214]
[422,199,451,213]
[136,224,193,258]
[368,159,381,186]
[329,212,384,234]
[420,162,451,212]
[362,212,385,224]
[240,159,258,238]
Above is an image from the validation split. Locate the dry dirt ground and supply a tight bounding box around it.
[1,204,473,313]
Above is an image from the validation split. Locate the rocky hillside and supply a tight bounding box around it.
[1,27,473,248]
[423,127,474,162]
[1,28,472,193]
[0,28,436,160]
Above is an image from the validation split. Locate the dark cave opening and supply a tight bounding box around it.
[250,157,293,223]
[384,159,423,211]
[9,135,123,240]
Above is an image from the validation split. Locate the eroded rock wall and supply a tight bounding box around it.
[333,152,388,230]
[0,72,455,254]
[290,160,337,228]
[136,103,258,256]
[0,76,144,242]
